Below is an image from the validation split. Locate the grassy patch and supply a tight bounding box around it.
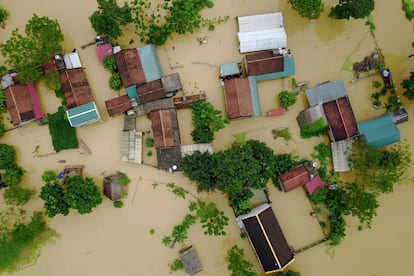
[47,106,78,152]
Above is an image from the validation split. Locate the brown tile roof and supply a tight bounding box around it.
[279,165,310,192]
[60,69,94,108]
[4,84,35,126]
[223,78,253,119]
[115,49,146,87]
[149,108,180,148]
[105,95,132,117]
[245,51,284,76]
[173,94,206,109]
[137,79,165,104]
[323,96,358,141]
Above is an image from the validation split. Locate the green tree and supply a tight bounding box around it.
[3,186,32,206]
[278,270,302,276]
[195,201,229,236]
[109,73,122,91]
[402,71,414,100]
[190,99,229,143]
[0,143,16,169]
[64,176,103,214]
[329,0,375,20]
[0,90,6,112]
[0,14,64,83]
[40,178,69,217]
[3,166,25,186]
[103,55,118,73]
[226,245,257,276]
[278,90,297,111]
[0,124,5,138]
[180,150,217,192]
[0,7,9,28]
[402,0,414,20]
[271,153,300,185]
[89,0,133,39]
[288,0,324,20]
[42,69,61,91]
[300,118,328,138]
[41,170,57,183]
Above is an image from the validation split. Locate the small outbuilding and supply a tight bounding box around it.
[103,173,128,201]
[66,102,101,127]
[357,113,400,148]
[178,246,202,275]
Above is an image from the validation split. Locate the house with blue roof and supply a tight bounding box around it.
[357,113,401,148]
[66,102,101,128]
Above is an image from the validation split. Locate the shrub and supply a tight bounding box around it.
[288,0,324,20]
[169,258,183,272]
[0,123,4,138]
[145,137,154,147]
[402,0,414,20]
[117,171,131,186]
[42,69,61,91]
[47,106,78,152]
[0,144,16,169]
[300,118,328,138]
[278,90,297,111]
[226,245,257,276]
[114,200,124,208]
[3,186,32,206]
[103,55,118,73]
[109,73,122,91]
[3,166,25,186]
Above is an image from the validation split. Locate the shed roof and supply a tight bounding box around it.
[296,105,327,128]
[137,44,163,82]
[223,78,254,119]
[103,174,127,201]
[237,203,294,273]
[323,96,358,141]
[305,80,348,107]
[245,51,284,76]
[137,79,165,104]
[279,164,310,192]
[63,52,82,69]
[357,113,400,148]
[66,102,101,127]
[96,43,113,63]
[178,246,202,275]
[331,139,353,172]
[161,73,182,93]
[220,62,241,78]
[60,68,94,108]
[121,130,142,164]
[237,12,286,53]
[115,49,146,87]
[105,95,132,117]
[149,108,180,148]
[4,83,43,126]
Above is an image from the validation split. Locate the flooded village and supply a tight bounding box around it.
[1,0,414,275]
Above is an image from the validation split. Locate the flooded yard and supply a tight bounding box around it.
[1,0,414,275]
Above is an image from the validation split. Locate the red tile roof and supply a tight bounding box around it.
[4,84,37,126]
[60,69,94,108]
[137,79,165,104]
[173,94,206,109]
[149,109,177,148]
[323,97,358,141]
[115,49,146,87]
[279,165,310,192]
[223,78,253,119]
[105,95,132,117]
[245,51,284,76]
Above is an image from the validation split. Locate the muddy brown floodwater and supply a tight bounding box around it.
[1,0,414,275]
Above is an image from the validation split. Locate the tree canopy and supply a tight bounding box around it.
[402,71,414,100]
[40,171,70,218]
[226,245,257,276]
[278,90,297,111]
[288,0,324,20]
[0,143,16,169]
[89,0,133,39]
[329,0,375,20]
[0,14,64,83]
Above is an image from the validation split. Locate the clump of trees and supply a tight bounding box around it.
[0,14,64,83]
[226,245,257,276]
[402,0,414,20]
[278,90,297,111]
[40,170,103,217]
[102,55,123,91]
[300,118,328,138]
[189,99,229,144]
[402,71,414,100]
[0,6,9,29]
[89,0,133,39]
[329,0,375,20]
[47,106,78,152]
[288,0,324,20]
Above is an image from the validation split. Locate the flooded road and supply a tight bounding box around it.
[1,0,414,275]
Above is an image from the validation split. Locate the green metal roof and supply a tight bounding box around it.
[220,62,240,78]
[357,113,400,148]
[137,44,163,82]
[126,85,139,103]
[66,102,101,127]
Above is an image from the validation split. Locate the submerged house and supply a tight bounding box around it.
[103,173,128,201]
[3,82,43,127]
[357,113,401,148]
[278,161,323,194]
[237,12,287,53]
[223,78,254,119]
[105,95,133,117]
[237,203,294,273]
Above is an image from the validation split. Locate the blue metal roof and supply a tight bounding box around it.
[126,85,139,103]
[357,113,400,148]
[66,102,101,127]
[220,62,240,78]
[248,76,262,116]
[137,44,163,82]
[305,80,347,106]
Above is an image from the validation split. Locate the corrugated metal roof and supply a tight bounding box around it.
[220,62,240,78]
[357,114,400,147]
[331,139,353,172]
[66,102,101,127]
[181,144,213,157]
[305,80,348,106]
[296,104,327,128]
[137,44,163,82]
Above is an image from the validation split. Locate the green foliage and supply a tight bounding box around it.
[41,170,57,183]
[180,151,217,192]
[117,171,131,185]
[310,188,328,203]
[89,0,133,39]
[145,137,154,147]
[349,140,412,194]
[196,201,229,236]
[402,0,414,20]
[288,0,324,20]
[102,55,117,73]
[0,90,6,112]
[271,153,300,185]
[0,123,5,138]
[0,7,9,26]
[3,185,32,206]
[114,200,124,208]
[300,118,328,138]
[109,73,122,91]
[42,69,61,91]
[278,90,297,111]
[40,178,69,217]
[3,166,25,186]
[278,270,302,276]
[190,99,229,143]
[229,189,254,216]
[0,143,16,169]
[169,258,183,272]
[0,14,64,83]
[149,228,155,235]
[311,143,331,165]
[402,71,414,100]
[131,0,227,45]
[226,245,257,276]
[47,106,78,152]
[64,176,103,214]
[329,0,375,20]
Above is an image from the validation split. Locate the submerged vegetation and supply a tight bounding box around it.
[47,106,78,152]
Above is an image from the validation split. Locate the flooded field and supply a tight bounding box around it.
[1,0,414,275]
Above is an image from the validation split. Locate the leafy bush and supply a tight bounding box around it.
[168,258,183,272]
[329,0,375,20]
[0,90,6,112]
[0,123,5,138]
[226,245,257,276]
[300,118,328,138]
[402,71,414,100]
[117,171,131,186]
[278,90,297,111]
[42,69,61,91]
[103,55,118,73]
[3,186,32,206]
[0,143,16,169]
[114,200,124,208]
[0,7,9,27]
[145,137,154,147]
[402,0,414,20]
[109,73,122,91]
[47,106,78,152]
[64,176,103,214]
[3,166,25,186]
[288,0,324,20]
[40,177,69,217]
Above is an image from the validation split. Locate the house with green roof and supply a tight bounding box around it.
[357,113,400,148]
